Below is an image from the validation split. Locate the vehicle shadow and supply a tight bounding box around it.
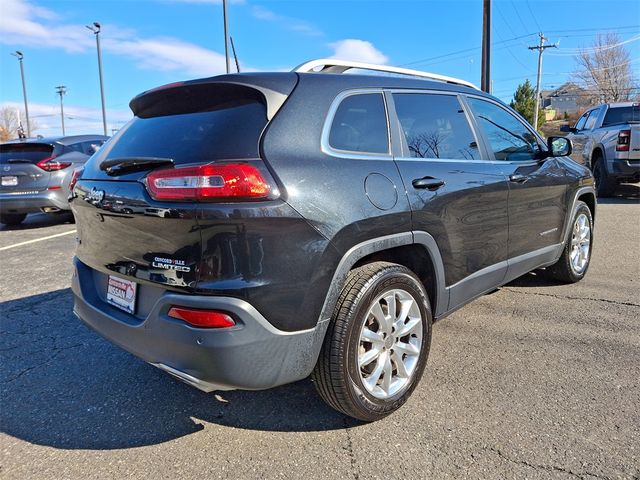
[597,182,640,204]
[0,289,352,451]
[0,212,74,231]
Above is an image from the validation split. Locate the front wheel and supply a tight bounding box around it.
[312,262,432,421]
[546,201,593,283]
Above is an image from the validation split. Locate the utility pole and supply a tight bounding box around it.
[86,22,107,136]
[528,33,557,129]
[11,51,31,137]
[222,0,230,74]
[56,85,67,136]
[480,0,491,93]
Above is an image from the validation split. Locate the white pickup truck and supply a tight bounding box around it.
[562,102,640,196]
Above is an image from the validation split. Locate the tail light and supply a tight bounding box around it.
[69,167,84,194]
[616,129,631,152]
[145,163,276,201]
[36,155,72,171]
[168,306,236,328]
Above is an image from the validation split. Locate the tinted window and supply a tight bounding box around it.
[95,98,267,165]
[65,143,85,154]
[468,98,541,162]
[602,104,640,126]
[575,111,590,130]
[394,93,480,160]
[82,141,104,155]
[328,93,389,154]
[584,109,599,130]
[0,143,53,165]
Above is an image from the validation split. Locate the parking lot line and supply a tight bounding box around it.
[0,230,77,251]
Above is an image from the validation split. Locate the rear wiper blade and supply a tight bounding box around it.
[99,157,174,175]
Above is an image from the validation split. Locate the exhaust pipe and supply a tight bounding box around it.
[41,206,61,213]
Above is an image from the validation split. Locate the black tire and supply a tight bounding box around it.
[312,261,432,422]
[0,213,27,226]
[546,201,593,283]
[592,155,616,197]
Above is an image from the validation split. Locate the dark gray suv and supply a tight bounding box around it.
[70,60,596,421]
[0,135,108,226]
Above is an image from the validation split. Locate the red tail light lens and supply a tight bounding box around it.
[36,155,72,171]
[145,163,273,201]
[616,129,631,152]
[168,306,236,328]
[69,167,84,193]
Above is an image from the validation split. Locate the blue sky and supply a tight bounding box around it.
[1,0,639,136]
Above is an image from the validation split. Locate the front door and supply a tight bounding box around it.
[465,96,568,282]
[388,91,510,312]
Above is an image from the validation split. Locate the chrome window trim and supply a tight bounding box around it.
[321,89,393,161]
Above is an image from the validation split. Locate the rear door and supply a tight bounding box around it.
[388,90,510,310]
[465,96,568,281]
[73,83,274,291]
[0,143,57,193]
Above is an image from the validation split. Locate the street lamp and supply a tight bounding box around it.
[86,21,107,136]
[55,85,67,136]
[10,51,31,137]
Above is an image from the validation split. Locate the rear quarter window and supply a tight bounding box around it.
[328,93,389,155]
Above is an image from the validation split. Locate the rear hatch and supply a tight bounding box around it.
[0,142,58,193]
[72,75,297,292]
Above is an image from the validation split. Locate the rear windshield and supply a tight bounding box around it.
[94,86,268,166]
[0,143,54,164]
[602,104,640,126]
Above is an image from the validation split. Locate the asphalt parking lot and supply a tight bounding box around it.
[1,186,639,479]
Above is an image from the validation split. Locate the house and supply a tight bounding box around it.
[541,82,588,117]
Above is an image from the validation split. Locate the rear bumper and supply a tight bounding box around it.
[609,158,640,182]
[0,190,69,214]
[71,257,328,392]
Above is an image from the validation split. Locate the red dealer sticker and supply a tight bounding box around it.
[106,275,137,314]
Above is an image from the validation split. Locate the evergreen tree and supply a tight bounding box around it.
[510,80,544,130]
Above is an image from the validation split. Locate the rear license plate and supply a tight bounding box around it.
[106,275,137,314]
[1,176,18,186]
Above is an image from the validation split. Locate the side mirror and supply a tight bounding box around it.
[548,136,572,157]
[559,124,575,133]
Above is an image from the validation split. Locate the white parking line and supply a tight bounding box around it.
[0,230,77,251]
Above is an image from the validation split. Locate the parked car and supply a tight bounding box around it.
[0,135,109,226]
[70,59,596,421]
[561,102,640,196]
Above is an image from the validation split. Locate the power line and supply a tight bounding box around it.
[525,0,542,32]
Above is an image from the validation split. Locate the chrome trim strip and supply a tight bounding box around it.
[151,363,233,392]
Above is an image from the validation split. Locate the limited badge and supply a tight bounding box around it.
[151,256,191,272]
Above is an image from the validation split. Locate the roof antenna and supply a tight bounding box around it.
[230,36,240,73]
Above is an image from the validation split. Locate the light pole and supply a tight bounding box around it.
[11,51,31,137]
[86,22,107,136]
[222,0,230,74]
[56,85,67,136]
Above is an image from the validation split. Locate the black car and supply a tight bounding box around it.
[70,59,596,421]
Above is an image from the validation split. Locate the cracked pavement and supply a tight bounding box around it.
[1,191,639,479]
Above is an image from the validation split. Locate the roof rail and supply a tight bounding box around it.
[293,58,479,90]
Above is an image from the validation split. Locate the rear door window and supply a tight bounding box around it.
[0,143,54,165]
[393,93,480,160]
[467,98,542,162]
[328,93,389,154]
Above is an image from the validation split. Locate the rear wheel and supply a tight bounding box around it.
[546,201,593,283]
[592,155,616,197]
[312,262,432,421]
[0,213,27,226]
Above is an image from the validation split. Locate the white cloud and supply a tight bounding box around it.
[251,5,323,37]
[2,101,132,137]
[0,0,229,76]
[328,39,389,65]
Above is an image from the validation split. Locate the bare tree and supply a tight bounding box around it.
[574,33,637,103]
[0,107,38,142]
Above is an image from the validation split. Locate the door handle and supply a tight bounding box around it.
[412,176,445,191]
[509,174,528,183]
